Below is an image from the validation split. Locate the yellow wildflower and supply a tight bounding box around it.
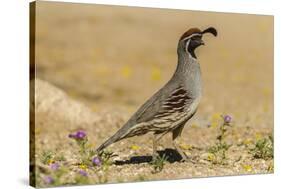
[191,124,198,128]
[131,145,140,151]
[210,112,222,128]
[243,139,253,145]
[121,65,132,78]
[255,133,262,141]
[151,67,162,81]
[47,159,55,165]
[79,164,87,170]
[207,153,215,161]
[242,164,252,172]
[179,143,193,150]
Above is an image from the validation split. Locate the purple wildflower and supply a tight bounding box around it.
[76,130,86,139]
[92,156,102,166]
[68,130,87,140]
[43,176,54,184]
[78,170,88,177]
[50,163,60,171]
[224,115,232,124]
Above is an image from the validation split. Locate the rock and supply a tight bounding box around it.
[32,78,100,128]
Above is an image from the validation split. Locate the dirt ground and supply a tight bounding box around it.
[32,1,274,187]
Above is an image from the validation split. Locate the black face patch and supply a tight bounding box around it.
[186,36,203,58]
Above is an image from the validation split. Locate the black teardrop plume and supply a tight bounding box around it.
[202,27,217,37]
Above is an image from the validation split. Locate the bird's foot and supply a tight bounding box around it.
[180,154,196,163]
[175,149,196,163]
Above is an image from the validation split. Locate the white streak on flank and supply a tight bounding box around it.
[164,99,185,105]
[167,93,186,99]
[171,86,184,93]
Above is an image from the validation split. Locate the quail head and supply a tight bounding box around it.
[96,27,217,161]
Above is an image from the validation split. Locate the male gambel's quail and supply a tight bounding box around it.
[96,27,217,161]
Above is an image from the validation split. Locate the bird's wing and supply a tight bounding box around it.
[95,83,194,152]
[131,84,194,124]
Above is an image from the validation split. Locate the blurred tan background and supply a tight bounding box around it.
[35,1,273,128]
[32,2,274,185]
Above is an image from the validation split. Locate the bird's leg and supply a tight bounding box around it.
[152,134,158,160]
[152,132,166,161]
[172,125,189,162]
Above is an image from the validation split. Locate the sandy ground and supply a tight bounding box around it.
[32,1,274,187]
[33,78,273,187]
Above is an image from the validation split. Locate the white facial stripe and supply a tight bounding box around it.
[185,39,190,53]
[182,33,202,41]
[183,33,203,56]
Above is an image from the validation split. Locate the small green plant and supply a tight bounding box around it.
[56,154,66,162]
[250,135,273,160]
[74,170,90,185]
[38,130,117,187]
[208,142,231,164]
[69,130,98,167]
[68,130,117,185]
[40,150,66,165]
[207,114,232,165]
[41,162,69,187]
[98,150,116,167]
[92,150,116,184]
[150,155,168,173]
[41,150,54,165]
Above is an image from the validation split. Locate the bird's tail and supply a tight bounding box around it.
[95,128,126,153]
